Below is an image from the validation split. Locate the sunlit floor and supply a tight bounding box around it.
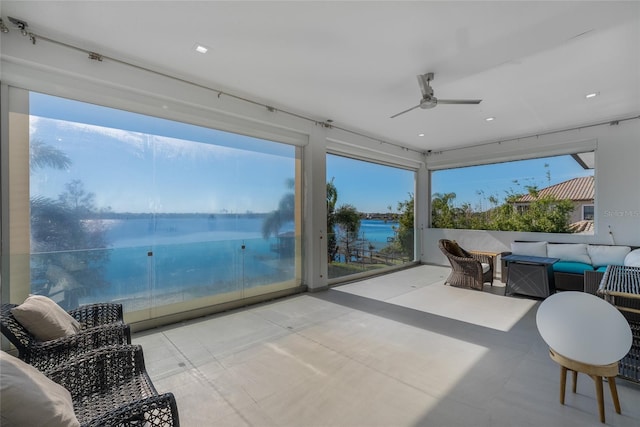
[133,265,640,426]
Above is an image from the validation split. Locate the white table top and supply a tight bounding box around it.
[536,291,632,366]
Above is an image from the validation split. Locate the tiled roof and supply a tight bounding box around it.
[516,176,594,202]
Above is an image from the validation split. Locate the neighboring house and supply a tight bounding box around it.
[512,176,595,230]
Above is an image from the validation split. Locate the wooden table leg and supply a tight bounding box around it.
[594,375,605,423]
[560,366,567,404]
[549,349,620,423]
[608,376,621,414]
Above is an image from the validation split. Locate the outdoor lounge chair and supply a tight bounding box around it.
[46,344,180,427]
[438,239,494,291]
[1,302,131,372]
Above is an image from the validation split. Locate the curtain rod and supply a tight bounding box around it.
[430,115,640,156]
[9,25,423,156]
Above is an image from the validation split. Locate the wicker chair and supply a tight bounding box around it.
[46,345,180,427]
[1,302,131,372]
[438,239,494,291]
[584,270,640,382]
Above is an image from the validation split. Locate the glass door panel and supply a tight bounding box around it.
[28,91,300,318]
[326,154,416,280]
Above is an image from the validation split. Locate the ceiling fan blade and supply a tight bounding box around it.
[390,104,421,119]
[437,99,482,105]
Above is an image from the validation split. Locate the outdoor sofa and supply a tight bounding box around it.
[501,241,640,291]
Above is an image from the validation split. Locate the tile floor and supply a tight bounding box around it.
[133,265,640,426]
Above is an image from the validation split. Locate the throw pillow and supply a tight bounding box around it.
[587,245,631,268]
[547,243,592,264]
[0,351,80,427]
[510,241,547,257]
[11,295,81,341]
[624,249,640,267]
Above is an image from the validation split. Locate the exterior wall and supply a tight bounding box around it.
[571,201,594,224]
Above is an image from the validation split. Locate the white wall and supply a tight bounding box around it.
[422,119,640,267]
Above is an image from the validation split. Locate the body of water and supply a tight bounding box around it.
[51,216,398,306]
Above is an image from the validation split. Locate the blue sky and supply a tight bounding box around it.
[30,92,591,214]
[30,92,414,214]
[432,156,594,210]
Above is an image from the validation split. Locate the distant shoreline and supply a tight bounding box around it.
[82,211,398,220]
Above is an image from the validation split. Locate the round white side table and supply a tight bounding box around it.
[536,291,632,423]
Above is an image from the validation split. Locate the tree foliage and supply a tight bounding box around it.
[333,204,361,263]
[30,141,109,307]
[30,139,71,171]
[326,178,339,261]
[431,179,575,233]
[382,193,414,259]
[262,178,295,239]
[487,190,574,233]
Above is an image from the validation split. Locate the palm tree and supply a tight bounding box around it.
[326,178,338,261]
[29,140,108,308]
[262,178,295,239]
[30,139,71,171]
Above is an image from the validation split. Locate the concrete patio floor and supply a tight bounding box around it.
[133,264,640,426]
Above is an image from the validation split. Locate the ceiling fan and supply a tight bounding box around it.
[390,73,482,118]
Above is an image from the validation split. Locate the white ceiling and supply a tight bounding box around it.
[2,1,639,153]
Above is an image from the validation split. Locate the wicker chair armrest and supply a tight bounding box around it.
[468,252,494,265]
[28,324,131,372]
[446,253,482,267]
[46,345,149,398]
[82,393,180,427]
[1,303,33,352]
[69,303,124,328]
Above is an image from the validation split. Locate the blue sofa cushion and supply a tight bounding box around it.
[552,261,595,275]
[596,266,609,273]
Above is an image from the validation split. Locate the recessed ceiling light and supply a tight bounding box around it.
[418,133,425,137]
[194,44,209,54]
[485,117,495,122]
[585,92,599,99]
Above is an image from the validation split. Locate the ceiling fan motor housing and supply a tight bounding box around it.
[419,97,438,109]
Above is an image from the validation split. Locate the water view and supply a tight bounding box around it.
[32,216,399,309]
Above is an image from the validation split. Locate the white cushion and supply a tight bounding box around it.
[481,263,490,274]
[0,351,80,427]
[11,295,81,341]
[510,241,547,257]
[624,249,640,267]
[587,245,631,268]
[547,243,591,264]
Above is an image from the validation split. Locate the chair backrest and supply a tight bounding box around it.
[0,304,35,355]
[439,239,470,258]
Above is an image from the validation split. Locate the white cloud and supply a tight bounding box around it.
[29,116,40,136]
[58,121,146,145]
